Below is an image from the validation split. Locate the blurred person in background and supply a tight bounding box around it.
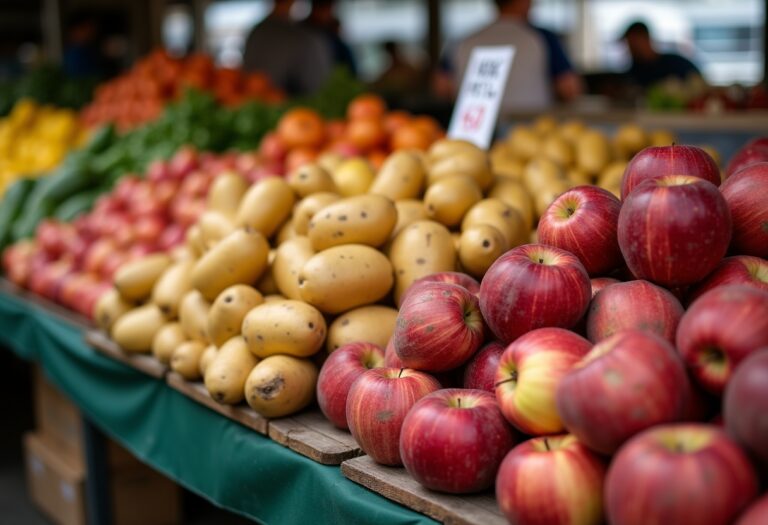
[372,41,426,97]
[243,0,333,96]
[622,21,701,89]
[307,0,357,76]
[446,0,582,111]
[62,10,103,78]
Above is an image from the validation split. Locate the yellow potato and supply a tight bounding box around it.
[598,161,628,189]
[114,253,172,302]
[170,341,206,380]
[389,220,456,305]
[256,252,280,296]
[263,294,287,303]
[244,355,318,418]
[207,171,248,219]
[170,245,195,262]
[391,200,427,239]
[613,123,648,160]
[205,336,259,405]
[368,150,426,200]
[275,220,297,245]
[462,199,528,248]
[648,129,676,147]
[507,126,540,160]
[190,228,269,301]
[111,304,166,354]
[332,158,375,196]
[523,157,565,194]
[326,305,398,352]
[199,344,218,377]
[185,225,206,257]
[299,244,394,314]
[242,300,326,358]
[208,284,264,347]
[287,164,337,198]
[488,179,534,231]
[557,120,586,144]
[423,175,482,228]
[273,236,314,300]
[459,224,510,278]
[532,115,558,136]
[492,156,525,181]
[308,194,397,251]
[292,192,342,236]
[427,139,481,165]
[541,134,574,167]
[152,259,195,318]
[576,130,611,175]
[535,180,572,217]
[567,168,592,187]
[317,151,344,173]
[179,290,211,343]
[428,149,493,191]
[235,176,296,237]
[152,322,186,365]
[94,288,133,332]
[197,210,235,249]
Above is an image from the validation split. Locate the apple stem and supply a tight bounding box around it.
[544,438,550,451]
[398,368,404,378]
[457,397,461,408]
[538,258,544,264]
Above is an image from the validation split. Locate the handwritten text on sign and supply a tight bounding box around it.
[448,46,515,149]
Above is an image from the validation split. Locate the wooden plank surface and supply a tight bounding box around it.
[84,330,168,379]
[341,455,506,525]
[0,278,93,330]
[166,372,269,435]
[268,410,363,465]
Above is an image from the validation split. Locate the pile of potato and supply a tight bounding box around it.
[489,116,697,205]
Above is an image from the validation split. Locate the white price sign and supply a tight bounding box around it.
[448,46,515,149]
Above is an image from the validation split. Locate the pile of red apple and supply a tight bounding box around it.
[316,139,768,525]
[1,147,256,318]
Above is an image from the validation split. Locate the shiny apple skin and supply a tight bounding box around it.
[720,162,768,258]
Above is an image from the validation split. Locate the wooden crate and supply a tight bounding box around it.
[84,330,168,379]
[165,372,269,435]
[341,455,506,525]
[269,410,363,465]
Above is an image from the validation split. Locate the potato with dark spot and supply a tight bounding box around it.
[368,150,426,200]
[488,179,535,231]
[273,237,314,300]
[292,193,342,235]
[459,224,510,278]
[241,300,326,358]
[423,175,482,227]
[235,176,296,237]
[298,245,394,314]
[391,200,428,239]
[208,284,264,347]
[389,220,456,304]
[244,355,318,418]
[287,164,338,197]
[204,336,259,405]
[326,305,398,352]
[94,288,133,332]
[461,198,528,248]
[308,194,397,251]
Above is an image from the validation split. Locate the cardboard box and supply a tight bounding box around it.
[24,433,86,525]
[33,367,84,467]
[111,464,181,525]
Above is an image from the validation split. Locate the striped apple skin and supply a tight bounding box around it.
[495,328,592,435]
[479,244,591,344]
[617,175,731,287]
[720,163,768,258]
[606,424,758,525]
[556,330,688,455]
[496,434,606,525]
[399,389,515,493]
[345,367,440,466]
[689,255,768,302]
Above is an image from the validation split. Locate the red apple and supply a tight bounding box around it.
[398,271,480,307]
[725,137,768,179]
[496,328,592,435]
[621,144,721,200]
[720,162,768,258]
[618,175,731,287]
[316,342,385,429]
[676,285,768,394]
[590,277,619,298]
[690,255,768,301]
[383,337,404,368]
[394,282,485,372]
[557,330,689,455]
[399,388,515,493]
[605,423,758,525]
[724,348,768,465]
[479,244,591,344]
[463,341,505,392]
[537,186,623,276]
[586,280,684,344]
[496,434,606,525]
[346,367,441,465]
[737,494,768,525]
[169,146,199,179]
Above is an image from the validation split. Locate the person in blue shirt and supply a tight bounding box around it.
[622,21,701,88]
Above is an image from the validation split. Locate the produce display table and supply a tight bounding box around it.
[0,288,437,525]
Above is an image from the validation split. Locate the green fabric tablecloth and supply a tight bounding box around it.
[0,290,436,525]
